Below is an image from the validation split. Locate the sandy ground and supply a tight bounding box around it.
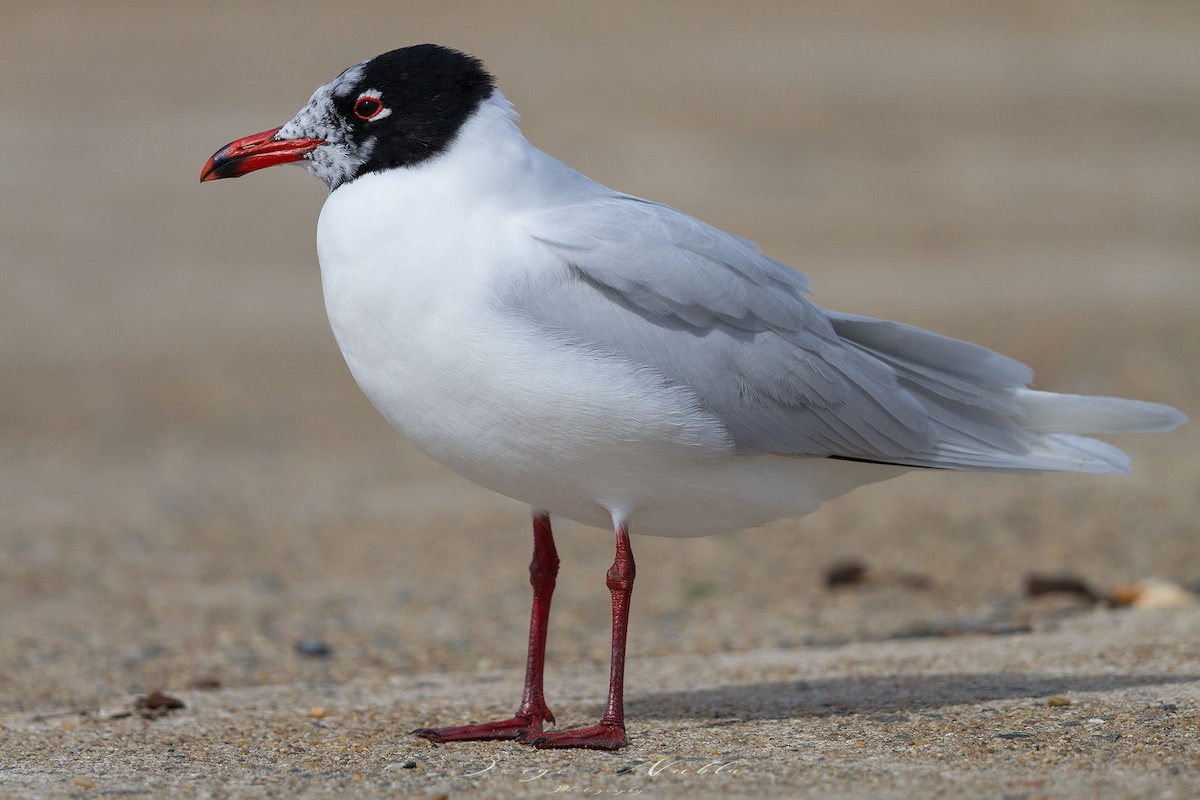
[1,2,1198,798]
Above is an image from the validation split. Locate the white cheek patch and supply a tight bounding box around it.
[356,89,392,121]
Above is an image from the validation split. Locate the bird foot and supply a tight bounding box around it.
[523,721,628,750]
[412,709,552,743]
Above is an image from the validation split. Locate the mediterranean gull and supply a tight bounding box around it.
[201,44,1186,750]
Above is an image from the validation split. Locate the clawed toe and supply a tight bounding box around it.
[410,714,543,743]
[526,722,628,750]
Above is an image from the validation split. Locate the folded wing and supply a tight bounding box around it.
[515,193,1185,473]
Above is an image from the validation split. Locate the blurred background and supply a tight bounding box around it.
[1,1,1197,712]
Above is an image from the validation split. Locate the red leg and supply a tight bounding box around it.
[529,520,634,750]
[413,511,559,742]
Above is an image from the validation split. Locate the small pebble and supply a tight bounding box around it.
[1108,585,1142,606]
[1109,578,1197,609]
[1025,573,1096,601]
[1132,579,1197,610]
[309,707,327,719]
[1046,696,1071,707]
[295,637,333,657]
[824,559,868,588]
[136,690,185,712]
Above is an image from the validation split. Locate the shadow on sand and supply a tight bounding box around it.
[628,672,1196,721]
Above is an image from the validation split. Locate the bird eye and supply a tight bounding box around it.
[353,95,385,121]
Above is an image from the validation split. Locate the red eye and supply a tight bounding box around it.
[354,96,384,120]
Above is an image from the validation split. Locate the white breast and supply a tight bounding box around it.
[313,96,902,536]
[314,145,739,532]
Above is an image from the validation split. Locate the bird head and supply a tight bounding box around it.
[201,44,494,191]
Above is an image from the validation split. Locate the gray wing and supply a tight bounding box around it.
[514,193,1063,470]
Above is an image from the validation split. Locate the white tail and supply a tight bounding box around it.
[1014,389,1187,434]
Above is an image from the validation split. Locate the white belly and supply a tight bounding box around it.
[315,173,904,537]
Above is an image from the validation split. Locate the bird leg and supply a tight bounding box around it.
[412,511,559,742]
[526,521,634,750]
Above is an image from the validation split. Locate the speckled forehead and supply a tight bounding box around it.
[302,61,367,112]
[329,62,367,98]
[279,62,367,141]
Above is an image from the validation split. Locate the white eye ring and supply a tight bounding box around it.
[353,90,391,121]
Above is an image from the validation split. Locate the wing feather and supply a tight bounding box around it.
[514,191,1181,472]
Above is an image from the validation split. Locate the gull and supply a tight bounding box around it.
[202,44,1186,750]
